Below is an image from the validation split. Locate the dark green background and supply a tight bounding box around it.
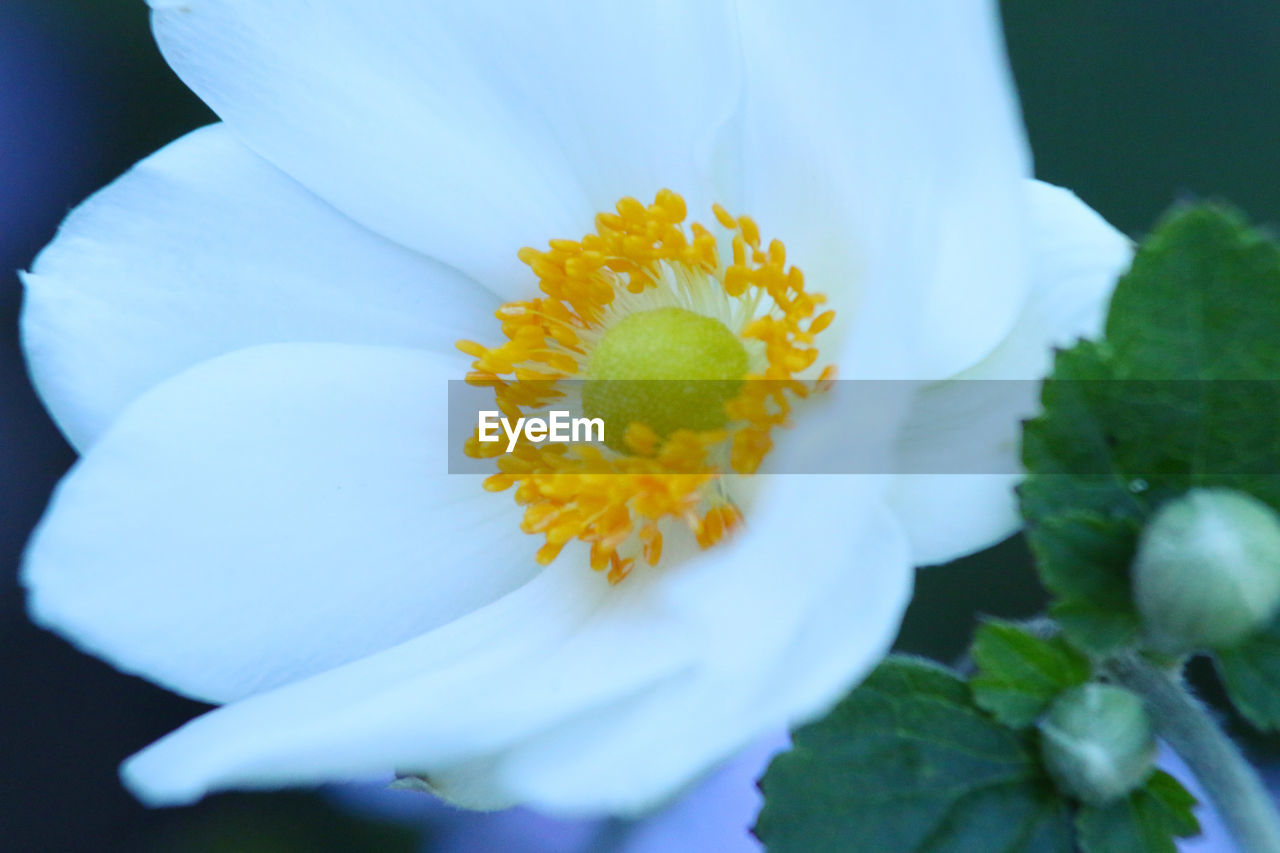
[1,1,1275,850]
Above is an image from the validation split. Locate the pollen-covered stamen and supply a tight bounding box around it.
[456,190,835,583]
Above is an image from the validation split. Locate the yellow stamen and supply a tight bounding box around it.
[456,191,835,582]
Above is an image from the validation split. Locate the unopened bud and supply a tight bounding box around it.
[1038,684,1155,805]
[1133,488,1280,653]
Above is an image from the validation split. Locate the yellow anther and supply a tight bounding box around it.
[483,474,515,492]
[768,239,786,268]
[810,310,836,334]
[624,422,660,456]
[617,196,647,224]
[596,212,625,232]
[641,525,663,566]
[536,542,565,565]
[656,188,687,221]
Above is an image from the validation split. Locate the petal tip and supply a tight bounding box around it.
[120,748,209,808]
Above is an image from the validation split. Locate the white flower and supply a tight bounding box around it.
[19,0,1130,816]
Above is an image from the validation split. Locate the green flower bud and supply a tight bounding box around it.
[1038,684,1156,805]
[1133,488,1280,653]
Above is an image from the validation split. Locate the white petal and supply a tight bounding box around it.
[616,731,789,853]
[122,559,696,808]
[22,124,495,450]
[149,0,742,298]
[119,476,910,815]
[887,473,1022,568]
[949,181,1133,381]
[735,0,1033,377]
[24,343,540,704]
[888,181,1132,566]
[491,481,914,814]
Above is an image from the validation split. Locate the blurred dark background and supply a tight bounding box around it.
[2,0,1278,850]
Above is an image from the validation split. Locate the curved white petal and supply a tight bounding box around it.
[118,476,910,815]
[888,181,1133,566]
[491,481,913,814]
[24,343,540,705]
[735,0,1033,378]
[122,558,696,808]
[949,181,1133,381]
[22,124,495,450]
[149,0,742,298]
[615,731,789,853]
[888,473,1022,569]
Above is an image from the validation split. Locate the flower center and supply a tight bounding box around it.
[457,190,836,583]
[583,307,748,452]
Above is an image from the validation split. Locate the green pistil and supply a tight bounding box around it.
[583,307,749,453]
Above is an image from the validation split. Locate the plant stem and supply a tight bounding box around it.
[1106,652,1280,853]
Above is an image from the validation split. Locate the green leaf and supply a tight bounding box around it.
[1075,771,1200,853]
[1023,510,1143,655]
[1144,770,1202,837]
[1106,206,1280,382]
[1020,204,1280,656]
[1049,600,1140,659]
[970,621,1092,728]
[1214,613,1280,729]
[755,657,1073,853]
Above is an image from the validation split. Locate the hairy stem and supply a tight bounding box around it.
[1106,653,1280,853]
